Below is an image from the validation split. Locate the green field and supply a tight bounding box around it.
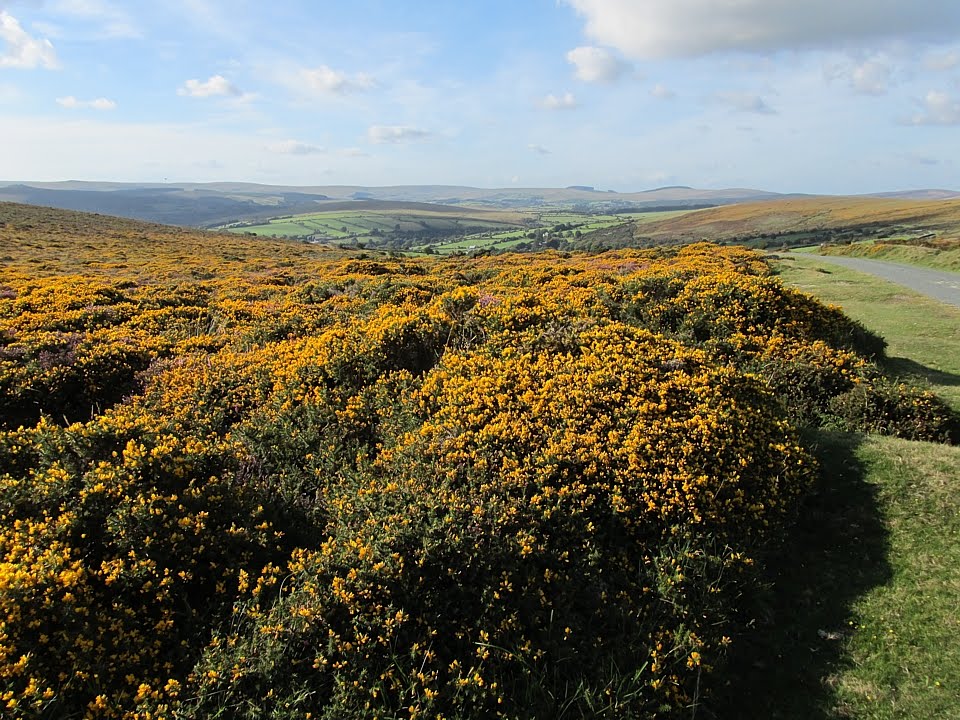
[228,210,522,241]
[423,209,697,254]
[618,209,704,224]
[225,205,701,254]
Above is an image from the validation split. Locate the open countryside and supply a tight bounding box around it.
[2,199,958,719]
[221,200,702,254]
[3,1,960,718]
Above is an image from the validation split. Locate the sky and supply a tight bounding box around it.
[1,0,959,193]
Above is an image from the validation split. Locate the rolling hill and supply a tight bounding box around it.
[0,181,786,227]
[583,196,960,248]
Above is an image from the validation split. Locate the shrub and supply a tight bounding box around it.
[0,224,949,719]
[162,325,812,720]
[829,379,960,444]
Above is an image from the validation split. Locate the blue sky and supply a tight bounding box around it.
[1,0,959,193]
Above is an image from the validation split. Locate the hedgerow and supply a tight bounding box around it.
[1,206,956,718]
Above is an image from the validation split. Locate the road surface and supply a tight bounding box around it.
[791,254,960,309]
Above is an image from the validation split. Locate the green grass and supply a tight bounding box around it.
[776,255,960,411]
[420,213,629,254]
[618,209,700,224]
[227,209,524,241]
[833,437,960,718]
[711,254,960,719]
[712,431,960,719]
[817,240,960,273]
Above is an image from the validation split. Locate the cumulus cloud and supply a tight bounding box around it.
[367,125,431,144]
[540,92,578,110]
[178,74,241,98]
[850,60,891,95]
[528,144,552,155]
[566,46,631,83]
[266,140,324,155]
[300,65,376,95]
[56,95,116,110]
[562,0,960,59]
[0,11,59,69]
[715,92,776,114]
[910,91,960,125]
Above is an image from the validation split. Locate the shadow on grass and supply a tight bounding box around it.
[881,356,960,387]
[704,430,891,719]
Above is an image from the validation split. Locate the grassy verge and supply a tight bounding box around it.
[712,432,960,719]
[795,240,960,273]
[775,255,960,411]
[711,255,960,718]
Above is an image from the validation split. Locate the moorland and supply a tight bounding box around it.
[0,199,958,719]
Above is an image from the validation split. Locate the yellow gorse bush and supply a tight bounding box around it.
[0,203,955,718]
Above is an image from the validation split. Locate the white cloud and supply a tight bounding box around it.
[0,11,59,69]
[299,65,376,96]
[540,92,578,110]
[528,144,551,155]
[367,125,431,144]
[715,92,776,114]
[910,91,960,125]
[565,45,630,83]
[266,140,324,155]
[650,83,675,99]
[57,95,116,110]
[850,60,890,95]
[178,74,241,98]
[563,0,960,59]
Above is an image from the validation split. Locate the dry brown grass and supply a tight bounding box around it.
[634,196,960,242]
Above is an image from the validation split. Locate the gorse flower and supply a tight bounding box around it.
[0,204,955,718]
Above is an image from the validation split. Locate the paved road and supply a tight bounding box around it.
[791,253,960,309]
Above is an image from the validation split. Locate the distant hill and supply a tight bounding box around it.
[578,196,960,249]
[865,189,960,200]
[1,181,956,231]
[0,183,332,227]
[0,181,787,227]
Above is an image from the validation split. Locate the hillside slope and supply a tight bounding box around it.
[584,196,960,249]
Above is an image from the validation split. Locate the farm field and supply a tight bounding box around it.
[223,201,700,254]
[224,201,532,244]
[1,202,957,719]
[423,209,696,254]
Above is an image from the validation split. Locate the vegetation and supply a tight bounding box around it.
[223,202,532,249]
[223,203,699,255]
[813,237,960,273]
[573,196,960,251]
[713,431,960,720]
[715,254,960,719]
[776,255,960,411]
[1,202,957,719]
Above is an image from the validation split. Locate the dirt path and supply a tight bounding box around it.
[792,254,960,309]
